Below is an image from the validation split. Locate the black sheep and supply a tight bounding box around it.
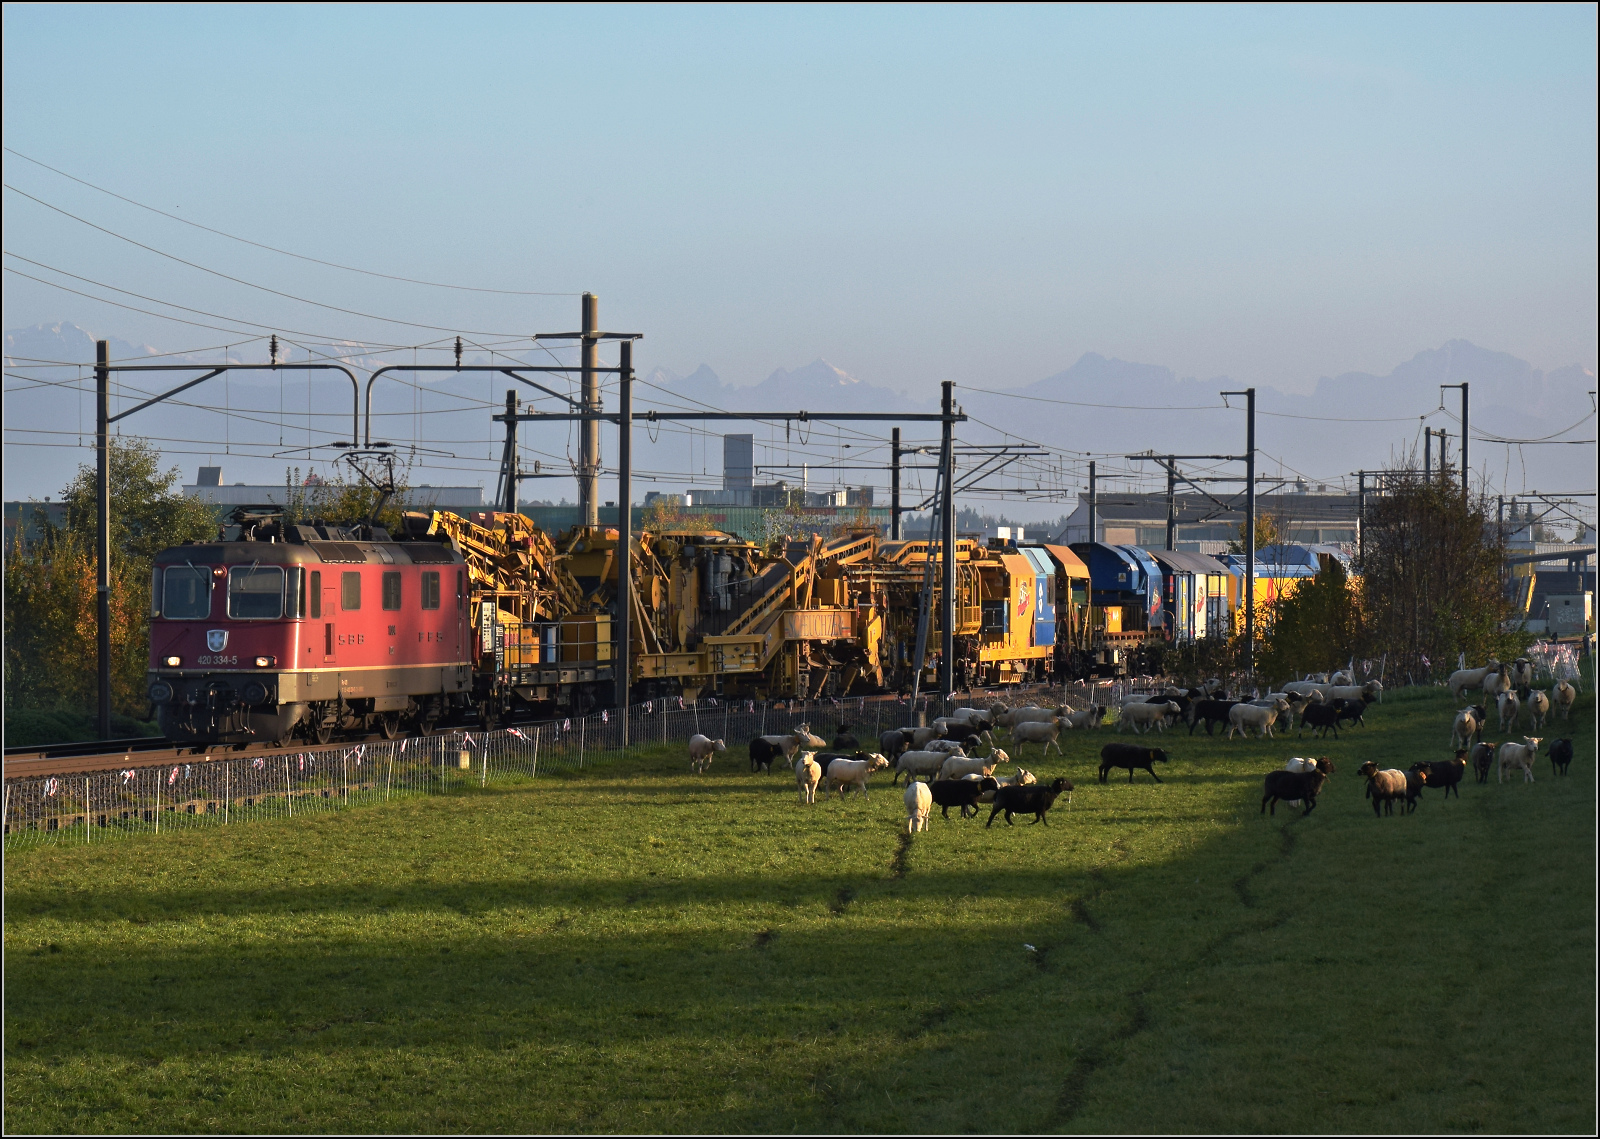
[1297,703,1341,739]
[1411,754,1467,799]
[1548,738,1574,776]
[1402,767,1425,813]
[1189,699,1238,736]
[929,776,997,819]
[748,737,782,773]
[832,726,860,751]
[878,729,913,760]
[1333,696,1370,729]
[1261,769,1329,815]
[1470,741,1495,784]
[986,777,1072,827]
[1147,692,1194,722]
[939,721,991,747]
[1099,743,1169,783]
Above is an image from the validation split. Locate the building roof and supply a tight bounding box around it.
[1147,549,1229,576]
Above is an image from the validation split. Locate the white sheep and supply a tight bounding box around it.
[1497,737,1541,784]
[1117,701,1177,734]
[1448,660,1502,699]
[1482,667,1512,701]
[1228,698,1290,739]
[994,706,1060,731]
[827,753,890,800]
[1553,679,1578,721]
[967,766,1038,804]
[1496,690,1521,733]
[1450,706,1485,749]
[1330,669,1355,686]
[1329,680,1382,704]
[939,750,1010,780]
[892,749,952,785]
[903,781,932,832]
[794,752,821,804]
[1524,689,1550,731]
[895,724,948,749]
[687,734,725,774]
[922,739,967,755]
[1011,717,1065,757]
[1063,704,1104,730]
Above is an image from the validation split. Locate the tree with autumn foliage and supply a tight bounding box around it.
[4,438,215,726]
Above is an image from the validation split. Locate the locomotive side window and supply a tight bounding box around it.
[162,565,212,619]
[341,571,361,611]
[421,571,441,610]
[228,566,285,619]
[310,571,322,618]
[285,567,306,618]
[382,571,402,611]
[150,567,162,617]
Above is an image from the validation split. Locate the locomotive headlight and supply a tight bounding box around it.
[162,655,182,667]
[148,680,174,704]
[240,681,269,705]
[253,655,276,668]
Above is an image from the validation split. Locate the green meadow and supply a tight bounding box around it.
[5,684,1594,1134]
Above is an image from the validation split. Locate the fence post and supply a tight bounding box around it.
[4,782,10,841]
[532,727,540,778]
[343,751,349,807]
[224,762,230,825]
[85,777,91,844]
[482,735,489,788]
[579,717,586,768]
[284,757,293,816]
[155,775,161,835]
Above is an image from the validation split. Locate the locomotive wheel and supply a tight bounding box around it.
[312,719,334,746]
[378,712,401,740]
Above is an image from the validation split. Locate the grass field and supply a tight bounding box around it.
[5,684,1594,1134]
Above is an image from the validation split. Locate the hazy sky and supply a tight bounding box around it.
[4,3,1595,400]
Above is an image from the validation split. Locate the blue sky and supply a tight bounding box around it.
[2,4,1595,507]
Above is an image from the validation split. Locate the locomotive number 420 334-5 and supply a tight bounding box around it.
[195,654,238,665]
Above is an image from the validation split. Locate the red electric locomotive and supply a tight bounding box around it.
[147,518,471,745]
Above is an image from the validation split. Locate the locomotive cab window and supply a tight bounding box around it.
[286,567,307,618]
[162,565,212,619]
[341,571,361,611]
[421,571,441,610]
[228,566,285,619]
[382,571,402,611]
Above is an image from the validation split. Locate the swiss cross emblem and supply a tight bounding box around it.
[207,629,229,652]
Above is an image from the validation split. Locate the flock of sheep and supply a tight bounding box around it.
[679,654,1584,833]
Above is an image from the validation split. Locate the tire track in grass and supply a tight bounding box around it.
[1051,819,1305,1127]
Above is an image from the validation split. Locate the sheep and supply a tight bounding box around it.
[1451,705,1487,749]
[1227,698,1290,740]
[1298,702,1342,739]
[921,739,968,755]
[968,766,1038,804]
[1448,659,1502,699]
[1277,756,1333,807]
[1482,667,1512,701]
[831,726,859,751]
[986,777,1073,827]
[1552,679,1578,721]
[1198,678,1225,696]
[1497,738,1541,784]
[1282,680,1330,702]
[933,720,995,750]
[1524,689,1550,731]
[749,732,811,773]
[1062,704,1105,730]
[1509,657,1535,689]
[1548,738,1573,776]
[688,734,726,774]
[946,708,997,732]
[878,729,915,761]
[1330,669,1355,686]
[1010,717,1064,757]
[826,753,890,799]
[892,749,953,786]
[903,780,932,832]
[1190,699,1239,736]
[1470,741,1495,784]
[1411,753,1468,800]
[994,706,1061,731]
[1147,691,1194,724]
[1118,701,1179,734]
[1329,680,1383,705]
[794,752,821,804]
[1333,695,1373,730]
[793,724,828,750]
[1099,743,1169,783]
[1261,768,1330,816]
[1358,761,1409,816]
[930,776,995,819]
[939,752,1010,781]
[896,724,948,749]
[1496,690,1521,733]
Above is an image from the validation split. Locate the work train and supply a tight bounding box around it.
[147,508,1328,746]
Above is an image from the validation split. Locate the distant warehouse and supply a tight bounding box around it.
[182,466,484,510]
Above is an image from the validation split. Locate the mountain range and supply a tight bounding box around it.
[6,323,1593,508]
